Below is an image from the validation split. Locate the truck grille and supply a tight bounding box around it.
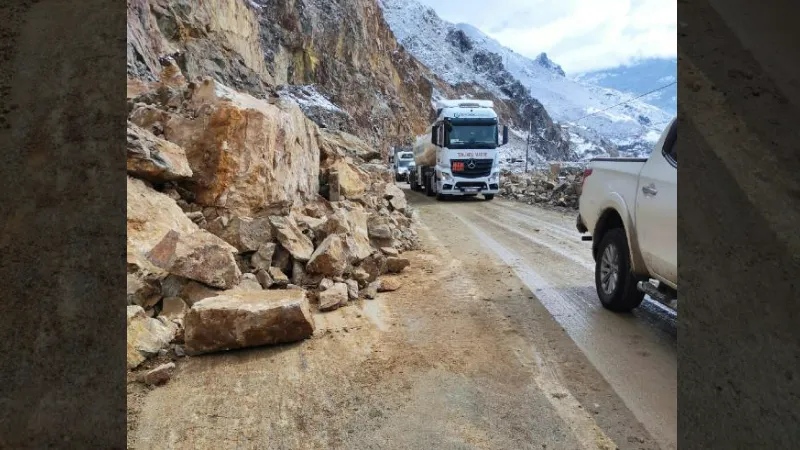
[450,159,492,178]
[454,181,487,190]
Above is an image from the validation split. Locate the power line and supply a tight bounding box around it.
[573,81,677,123]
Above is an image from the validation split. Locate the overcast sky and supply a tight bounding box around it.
[415,0,676,74]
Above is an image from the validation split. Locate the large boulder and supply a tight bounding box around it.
[306,234,348,277]
[130,80,320,217]
[127,177,241,289]
[184,289,315,355]
[127,306,177,369]
[127,121,192,182]
[270,215,315,262]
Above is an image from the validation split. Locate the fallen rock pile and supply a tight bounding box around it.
[126,69,418,371]
[498,166,586,209]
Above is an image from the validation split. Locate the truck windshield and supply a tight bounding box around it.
[445,121,497,149]
[398,160,413,167]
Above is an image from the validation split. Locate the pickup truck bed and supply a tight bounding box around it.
[577,119,677,312]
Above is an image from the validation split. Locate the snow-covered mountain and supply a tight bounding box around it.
[574,58,677,114]
[378,0,674,160]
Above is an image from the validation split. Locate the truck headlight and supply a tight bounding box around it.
[489,172,500,182]
[438,171,453,182]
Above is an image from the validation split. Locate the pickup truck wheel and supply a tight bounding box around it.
[594,228,644,312]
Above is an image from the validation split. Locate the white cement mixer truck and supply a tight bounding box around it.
[409,100,508,200]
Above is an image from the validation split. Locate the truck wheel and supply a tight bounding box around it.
[594,228,644,312]
[484,194,495,201]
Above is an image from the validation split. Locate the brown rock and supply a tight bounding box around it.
[359,252,387,282]
[160,297,189,321]
[331,160,367,197]
[238,273,263,291]
[127,306,177,369]
[270,215,315,262]
[318,278,334,291]
[127,272,161,308]
[140,81,320,217]
[380,247,399,257]
[127,177,240,289]
[141,362,176,386]
[146,229,242,289]
[205,216,273,253]
[378,278,401,292]
[271,245,293,275]
[306,234,348,277]
[269,267,290,287]
[179,281,221,306]
[255,269,274,288]
[127,121,192,182]
[385,257,410,274]
[318,283,349,311]
[345,279,359,300]
[251,243,277,272]
[352,268,371,287]
[384,183,407,212]
[184,290,315,355]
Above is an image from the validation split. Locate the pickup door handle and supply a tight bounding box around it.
[642,184,658,196]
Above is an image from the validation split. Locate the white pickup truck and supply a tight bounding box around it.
[576,118,677,312]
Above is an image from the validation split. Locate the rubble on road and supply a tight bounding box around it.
[125,67,420,372]
[498,166,586,209]
[140,362,176,386]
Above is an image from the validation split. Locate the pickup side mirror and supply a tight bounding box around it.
[502,125,509,146]
[431,125,438,145]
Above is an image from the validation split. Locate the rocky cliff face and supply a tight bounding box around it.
[128,0,436,154]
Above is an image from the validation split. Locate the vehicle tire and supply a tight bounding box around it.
[425,173,435,197]
[484,194,495,201]
[436,193,447,201]
[594,228,645,312]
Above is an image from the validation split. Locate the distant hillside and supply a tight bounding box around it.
[574,58,677,114]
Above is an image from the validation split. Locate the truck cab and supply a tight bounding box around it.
[411,100,509,200]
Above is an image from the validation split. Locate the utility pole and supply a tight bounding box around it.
[524,121,531,173]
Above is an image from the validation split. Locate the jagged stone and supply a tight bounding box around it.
[127,306,177,369]
[318,283,349,311]
[306,234,348,277]
[270,215,315,262]
[127,121,192,182]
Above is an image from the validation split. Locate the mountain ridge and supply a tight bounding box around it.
[379,0,673,160]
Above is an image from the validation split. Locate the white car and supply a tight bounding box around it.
[576,118,677,312]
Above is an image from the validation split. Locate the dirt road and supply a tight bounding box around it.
[129,188,676,450]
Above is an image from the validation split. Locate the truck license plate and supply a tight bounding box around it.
[464,187,479,193]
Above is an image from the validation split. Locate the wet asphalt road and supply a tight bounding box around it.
[407,187,678,450]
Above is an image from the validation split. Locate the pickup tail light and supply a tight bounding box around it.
[581,168,593,185]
